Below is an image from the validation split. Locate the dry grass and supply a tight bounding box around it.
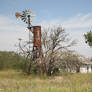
[0,70,92,92]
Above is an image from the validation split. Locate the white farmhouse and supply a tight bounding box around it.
[79,56,92,73]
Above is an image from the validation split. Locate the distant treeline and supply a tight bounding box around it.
[0,51,29,71]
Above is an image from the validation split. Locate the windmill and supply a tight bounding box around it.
[15,10,34,27]
[15,10,42,61]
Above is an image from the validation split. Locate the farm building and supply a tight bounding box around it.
[79,56,92,73]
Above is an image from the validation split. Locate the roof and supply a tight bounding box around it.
[78,56,92,65]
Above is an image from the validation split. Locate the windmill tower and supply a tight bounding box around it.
[15,10,42,61]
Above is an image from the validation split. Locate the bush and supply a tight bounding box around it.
[0,51,29,72]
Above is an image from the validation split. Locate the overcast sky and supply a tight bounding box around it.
[0,0,92,58]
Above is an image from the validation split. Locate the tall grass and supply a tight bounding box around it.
[0,70,92,92]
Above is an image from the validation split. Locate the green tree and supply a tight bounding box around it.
[84,31,92,46]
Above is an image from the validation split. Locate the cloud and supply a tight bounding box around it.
[40,13,92,30]
[62,13,92,29]
[0,16,28,51]
[0,16,25,32]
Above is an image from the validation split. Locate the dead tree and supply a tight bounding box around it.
[42,26,76,75]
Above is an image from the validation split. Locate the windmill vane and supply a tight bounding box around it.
[15,10,35,26]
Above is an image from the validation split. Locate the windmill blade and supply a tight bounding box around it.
[21,10,35,24]
[15,10,35,26]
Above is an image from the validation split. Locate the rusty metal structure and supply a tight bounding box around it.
[32,26,42,59]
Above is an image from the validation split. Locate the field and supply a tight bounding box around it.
[0,70,92,92]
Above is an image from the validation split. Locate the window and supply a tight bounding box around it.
[87,66,89,71]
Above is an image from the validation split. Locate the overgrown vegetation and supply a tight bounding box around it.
[0,51,29,72]
[18,26,77,75]
[0,70,92,92]
[0,27,91,76]
[0,50,83,76]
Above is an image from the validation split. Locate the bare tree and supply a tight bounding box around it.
[41,26,76,75]
[59,51,82,72]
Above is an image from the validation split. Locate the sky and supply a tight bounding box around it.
[0,0,92,58]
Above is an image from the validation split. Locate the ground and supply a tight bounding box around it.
[0,70,92,92]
